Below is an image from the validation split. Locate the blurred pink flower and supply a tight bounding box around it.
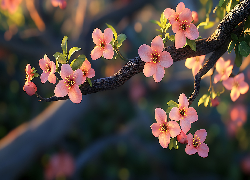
[177,130,188,144]
[25,64,34,82]
[151,108,181,148]
[192,11,198,24]
[230,104,247,127]
[185,55,205,76]
[45,151,75,180]
[54,64,83,103]
[211,97,220,107]
[241,155,250,175]
[39,55,56,84]
[91,28,114,60]
[214,57,233,84]
[185,129,209,158]
[172,8,199,49]
[222,73,249,101]
[138,36,173,82]
[169,93,198,133]
[51,0,67,9]
[23,81,37,96]
[1,0,22,14]
[164,2,186,24]
[80,59,95,84]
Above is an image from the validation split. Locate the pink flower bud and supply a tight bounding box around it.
[177,130,188,144]
[211,97,220,107]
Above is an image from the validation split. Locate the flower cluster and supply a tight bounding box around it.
[151,93,209,158]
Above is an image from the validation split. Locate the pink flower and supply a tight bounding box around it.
[185,55,205,76]
[23,81,37,96]
[138,36,173,82]
[169,93,198,133]
[185,129,209,158]
[177,130,188,144]
[192,11,198,24]
[222,73,249,102]
[172,8,199,49]
[1,0,22,14]
[25,64,35,82]
[79,59,95,83]
[91,28,114,60]
[39,54,56,84]
[51,0,67,9]
[214,58,233,84]
[54,64,83,103]
[230,104,247,127]
[211,97,220,107]
[150,108,181,148]
[164,2,186,24]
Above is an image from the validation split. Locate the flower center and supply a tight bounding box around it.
[179,107,187,119]
[192,135,201,147]
[65,75,75,89]
[180,20,190,31]
[234,81,239,88]
[195,57,200,62]
[151,51,160,63]
[45,64,51,73]
[82,70,88,76]
[160,123,168,133]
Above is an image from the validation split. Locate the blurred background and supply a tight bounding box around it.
[0,0,250,179]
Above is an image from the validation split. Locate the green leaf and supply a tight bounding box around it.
[204,21,214,29]
[239,41,250,57]
[167,100,178,108]
[86,77,92,87]
[235,45,243,67]
[61,36,68,55]
[150,20,161,27]
[204,96,210,107]
[160,12,166,26]
[206,0,213,14]
[169,138,174,150]
[231,33,238,41]
[54,52,67,64]
[68,47,81,60]
[173,140,178,150]
[33,72,39,78]
[228,40,236,53]
[117,34,127,47]
[106,23,117,40]
[219,0,225,7]
[70,54,86,70]
[198,94,208,106]
[186,39,196,51]
[168,35,175,42]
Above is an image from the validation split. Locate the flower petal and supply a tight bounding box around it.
[215,57,225,73]
[151,36,164,52]
[186,133,193,146]
[185,23,199,40]
[39,58,47,71]
[231,87,240,102]
[143,62,156,77]
[192,63,201,76]
[155,108,167,124]
[104,28,113,44]
[81,59,91,71]
[151,123,161,137]
[138,44,153,63]
[222,78,234,90]
[164,8,175,20]
[54,80,68,97]
[185,57,196,69]
[23,82,37,96]
[168,121,181,138]
[87,68,95,78]
[91,46,103,60]
[234,73,244,82]
[158,51,173,68]
[169,107,181,121]
[50,61,56,74]
[214,74,222,84]
[74,69,83,85]
[153,65,165,82]
[194,129,207,143]
[186,107,198,123]
[48,73,56,84]
[103,44,114,59]
[175,30,186,49]
[178,93,189,108]
[185,144,197,155]
[239,81,249,94]
[197,143,209,158]
[92,28,103,45]
[180,119,191,134]
[176,2,185,13]
[40,72,49,83]
[158,132,171,148]
[61,64,73,79]
[68,85,82,103]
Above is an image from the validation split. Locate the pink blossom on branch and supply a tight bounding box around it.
[79,59,95,83]
[54,64,83,104]
[1,0,22,14]
[91,28,114,60]
[25,64,34,82]
[39,54,56,84]
[214,57,233,84]
[185,55,205,76]
[185,129,209,158]
[51,0,67,9]
[192,11,198,24]
[169,93,198,133]
[172,8,199,49]
[164,2,186,24]
[138,36,173,82]
[222,73,249,102]
[23,81,37,96]
[150,108,181,148]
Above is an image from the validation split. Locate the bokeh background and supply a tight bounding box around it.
[0,0,250,179]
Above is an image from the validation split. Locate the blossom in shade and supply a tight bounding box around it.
[177,130,188,144]
[1,0,22,14]
[39,54,56,84]
[51,0,67,9]
[25,64,34,82]
[185,129,209,158]
[54,64,83,104]
[164,2,186,24]
[138,36,173,82]
[192,11,198,24]
[185,55,205,76]
[230,104,247,127]
[214,57,233,84]
[222,73,249,102]
[79,59,95,84]
[169,93,198,133]
[211,97,220,107]
[91,28,114,60]
[23,81,37,96]
[172,8,199,49]
[150,108,181,148]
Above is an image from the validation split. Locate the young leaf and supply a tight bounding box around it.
[169,138,174,150]
[68,47,81,60]
[150,20,161,27]
[186,39,196,51]
[219,0,225,7]
[239,41,250,57]
[54,52,67,64]
[61,36,68,55]
[70,54,86,70]
[106,23,117,40]
[204,96,210,107]
[228,40,236,53]
[168,35,175,42]
[117,34,127,47]
[86,77,92,87]
[198,94,208,106]
[231,33,238,41]
[167,100,178,108]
